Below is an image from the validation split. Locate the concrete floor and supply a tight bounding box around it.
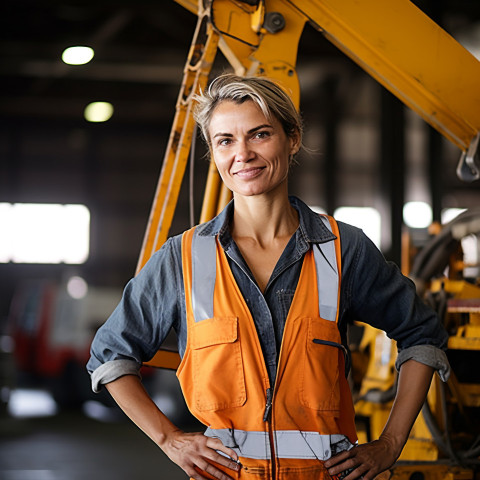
[0,406,190,480]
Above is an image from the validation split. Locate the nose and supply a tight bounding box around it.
[234,141,254,162]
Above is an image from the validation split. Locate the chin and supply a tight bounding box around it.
[233,188,276,198]
[229,178,286,198]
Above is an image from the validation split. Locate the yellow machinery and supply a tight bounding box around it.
[138,1,480,478]
[353,210,480,479]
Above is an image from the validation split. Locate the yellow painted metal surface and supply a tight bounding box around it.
[391,464,475,480]
[199,157,223,223]
[136,5,219,273]
[211,0,307,107]
[431,280,480,354]
[293,0,480,152]
[357,325,397,395]
[175,0,480,153]
[431,279,480,299]
[449,325,480,351]
[216,183,232,215]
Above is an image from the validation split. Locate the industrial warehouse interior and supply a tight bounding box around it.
[1,1,480,479]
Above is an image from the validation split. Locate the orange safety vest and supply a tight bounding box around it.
[177,215,357,480]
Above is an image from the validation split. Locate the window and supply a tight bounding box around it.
[0,203,90,264]
[334,206,382,248]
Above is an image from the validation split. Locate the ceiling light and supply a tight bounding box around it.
[84,102,114,122]
[334,206,382,248]
[403,202,432,229]
[61,46,94,65]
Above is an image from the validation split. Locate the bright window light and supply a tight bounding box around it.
[8,389,58,417]
[403,201,433,228]
[0,203,11,262]
[0,203,90,264]
[84,102,114,123]
[462,235,479,278]
[62,46,94,65]
[441,208,467,224]
[334,206,382,248]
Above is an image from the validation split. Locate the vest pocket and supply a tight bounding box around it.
[191,316,246,411]
[300,317,342,413]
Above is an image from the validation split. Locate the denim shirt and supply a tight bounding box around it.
[87,196,450,392]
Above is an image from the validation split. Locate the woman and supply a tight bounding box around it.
[87,74,450,480]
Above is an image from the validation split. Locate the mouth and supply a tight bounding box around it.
[233,166,265,178]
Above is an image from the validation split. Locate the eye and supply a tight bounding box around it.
[217,138,232,147]
[253,130,271,140]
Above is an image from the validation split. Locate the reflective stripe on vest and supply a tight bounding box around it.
[191,232,216,322]
[192,215,338,322]
[204,427,353,461]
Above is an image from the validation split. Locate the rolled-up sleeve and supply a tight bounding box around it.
[86,236,184,391]
[339,222,450,380]
[395,345,450,381]
[90,359,141,393]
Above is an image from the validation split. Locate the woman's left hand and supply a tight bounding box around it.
[325,360,436,479]
[324,437,397,479]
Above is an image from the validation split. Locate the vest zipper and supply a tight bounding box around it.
[263,387,276,479]
[268,312,293,480]
[263,387,273,422]
[225,252,279,478]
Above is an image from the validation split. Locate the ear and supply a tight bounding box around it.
[288,129,301,156]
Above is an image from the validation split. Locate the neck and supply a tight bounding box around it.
[231,189,298,245]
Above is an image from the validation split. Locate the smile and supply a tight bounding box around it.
[233,167,265,178]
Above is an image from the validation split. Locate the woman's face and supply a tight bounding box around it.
[207,100,299,198]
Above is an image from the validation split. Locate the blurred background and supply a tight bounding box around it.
[1,1,480,479]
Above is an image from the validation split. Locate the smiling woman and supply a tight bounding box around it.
[207,100,298,199]
[87,74,450,480]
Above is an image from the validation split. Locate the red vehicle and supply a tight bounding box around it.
[8,278,123,409]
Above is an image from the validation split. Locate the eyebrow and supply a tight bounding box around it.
[212,123,273,139]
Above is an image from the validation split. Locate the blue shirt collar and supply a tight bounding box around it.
[196,196,336,248]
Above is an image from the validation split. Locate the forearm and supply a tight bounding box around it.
[325,359,434,479]
[380,359,434,454]
[105,374,178,447]
[105,375,239,480]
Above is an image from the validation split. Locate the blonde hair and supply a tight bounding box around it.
[193,73,303,151]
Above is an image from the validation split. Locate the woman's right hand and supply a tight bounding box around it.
[105,376,238,479]
[160,429,240,480]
